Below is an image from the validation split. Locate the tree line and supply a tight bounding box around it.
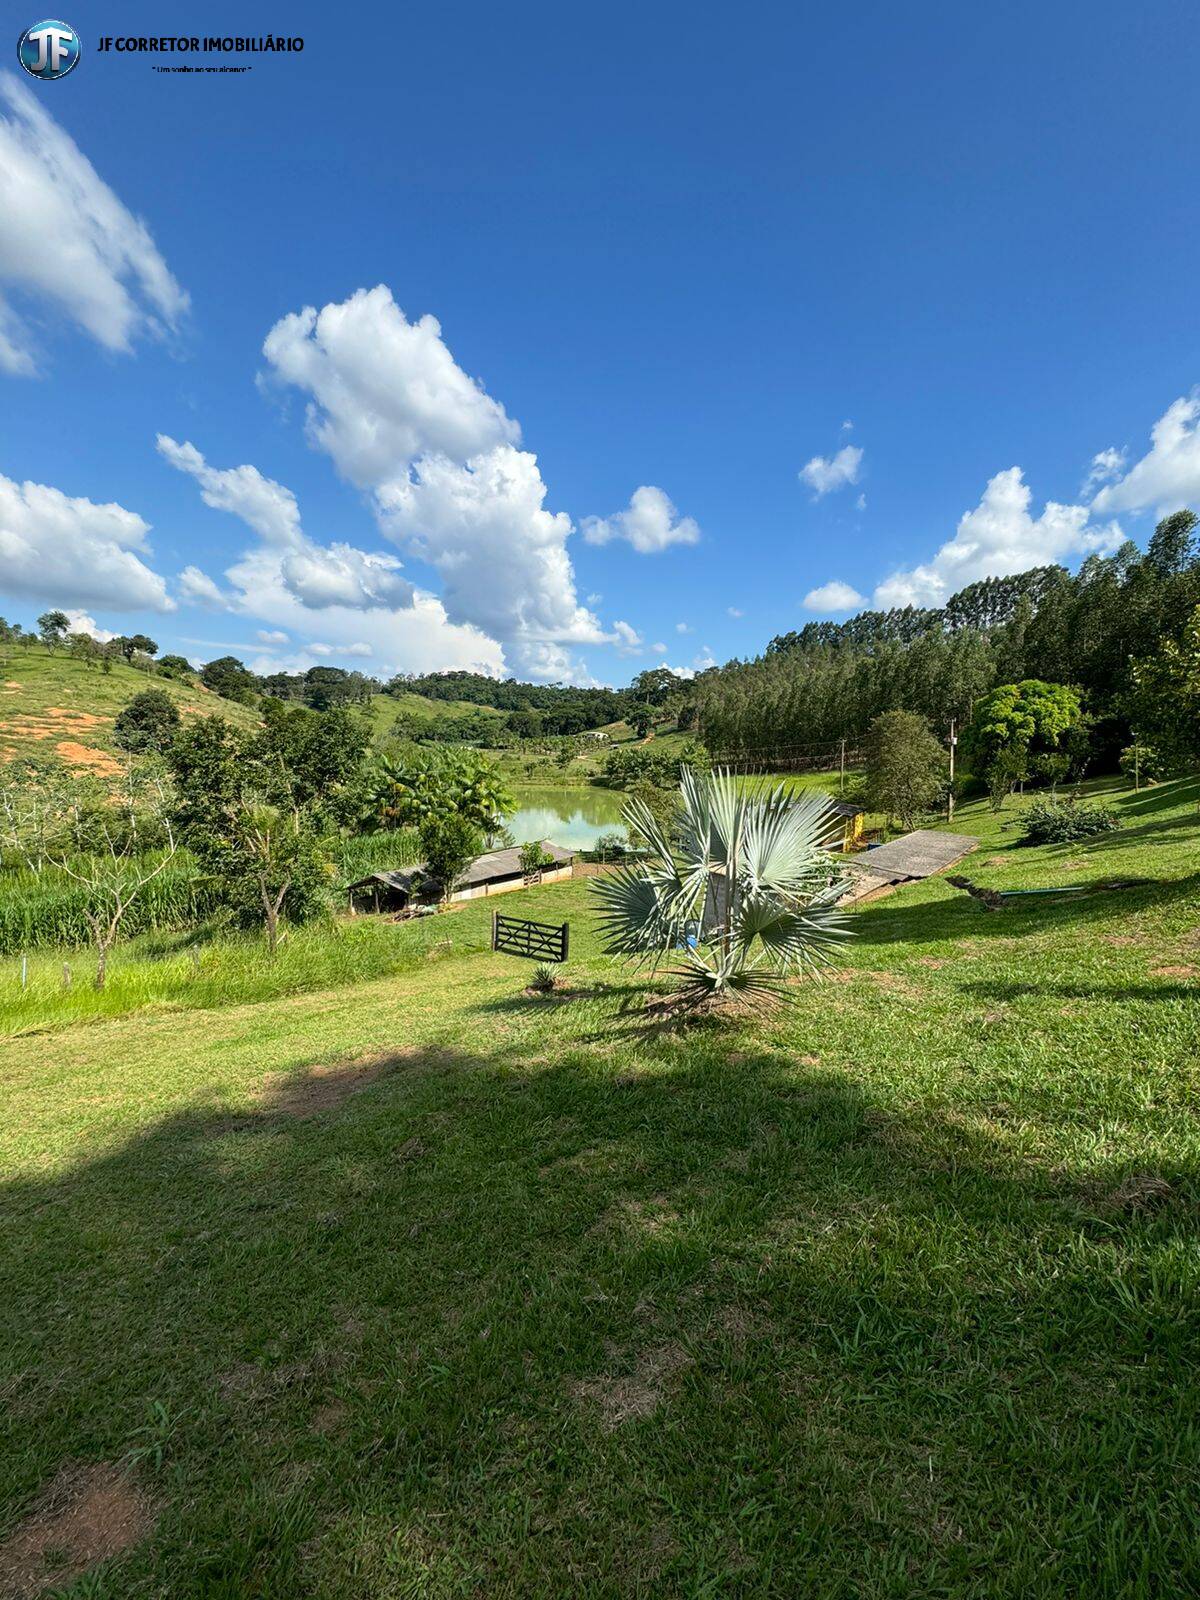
[697,512,1200,773]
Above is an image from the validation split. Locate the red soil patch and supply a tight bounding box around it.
[55,741,122,777]
[0,1462,154,1598]
[1151,964,1198,980]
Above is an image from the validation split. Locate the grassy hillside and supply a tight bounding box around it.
[0,778,1197,1594]
[365,691,505,743]
[0,645,260,775]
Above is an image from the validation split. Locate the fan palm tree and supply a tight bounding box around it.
[591,768,852,1008]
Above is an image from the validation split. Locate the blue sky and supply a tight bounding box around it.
[2,2,1199,685]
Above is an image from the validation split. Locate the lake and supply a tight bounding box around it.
[507,785,627,850]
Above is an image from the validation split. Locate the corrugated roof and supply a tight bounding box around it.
[855,829,978,884]
[346,840,573,894]
[346,868,423,892]
[456,840,574,887]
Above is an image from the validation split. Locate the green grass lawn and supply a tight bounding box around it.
[1,779,1198,1595]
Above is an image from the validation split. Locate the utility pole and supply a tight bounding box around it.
[839,737,846,795]
[1134,741,1141,792]
[947,717,957,823]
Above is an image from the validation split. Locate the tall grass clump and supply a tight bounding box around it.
[0,909,487,1036]
[0,851,221,955]
[333,828,421,883]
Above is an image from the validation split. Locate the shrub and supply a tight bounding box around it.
[528,964,557,993]
[1118,743,1166,787]
[113,689,181,755]
[1018,797,1119,845]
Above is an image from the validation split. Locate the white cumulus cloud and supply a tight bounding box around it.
[611,620,643,655]
[0,73,187,374]
[261,287,659,682]
[62,609,117,643]
[156,435,300,545]
[803,580,865,613]
[799,444,863,498]
[581,485,700,553]
[158,435,414,612]
[0,471,173,612]
[874,467,1122,609]
[260,285,518,486]
[161,436,500,678]
[1081,446,1126,499]
[1090,394,1200,517]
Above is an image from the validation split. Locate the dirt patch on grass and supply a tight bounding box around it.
[1150,964,1198,980]
[55,741,122,776]
[865,970,927,999]
[0,1462,154,1599]
[258,1057,393,1118]
[1085,1172,1175,1216]
[569,1342,692,1430]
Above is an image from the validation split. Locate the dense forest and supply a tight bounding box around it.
[697,512,1200,770]
[382,671,636,733]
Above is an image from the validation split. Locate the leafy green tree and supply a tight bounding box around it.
[200,655,257,702]
[362,747,512,833]
[1145,509,1198,579]
[864,710,947,831]
[113,689,181,755]
[257,701,370,817]
[37,611,70,651]
[418,813,482,901]
[166,717,252,842]
[115,633,158,663]
[506,708,544,739]
[1129,604,1200,771]
[963,680,1084,807]
[592,769,850,1010]
[66,631,103,669]
[629,668,683,707]
[157,654,194,681]
[629,704,656,739]
[220,801,332,955]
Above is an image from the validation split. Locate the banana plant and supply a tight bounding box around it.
[591,768,852,1007]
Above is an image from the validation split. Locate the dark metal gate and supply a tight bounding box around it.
[492,913,569,963]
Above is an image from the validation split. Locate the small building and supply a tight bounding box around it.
[346,840,575,916]
[826,799,866,853]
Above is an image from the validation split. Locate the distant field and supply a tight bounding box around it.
[365,691,506,743]
[0,646,260,775]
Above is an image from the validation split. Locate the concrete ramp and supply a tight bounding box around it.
[839,828,978,905]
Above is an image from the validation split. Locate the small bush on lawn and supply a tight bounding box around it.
[1019,797,1120,845]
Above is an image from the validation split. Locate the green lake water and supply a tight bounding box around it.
[507,786,627,850]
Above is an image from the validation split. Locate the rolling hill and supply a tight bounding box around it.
[0,645,261,775]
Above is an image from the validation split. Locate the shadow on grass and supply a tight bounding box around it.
[965,977,1199,1005]
[2,1035,1198,1595]
[852,871,1200,947]
[1112,776,1200,819]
